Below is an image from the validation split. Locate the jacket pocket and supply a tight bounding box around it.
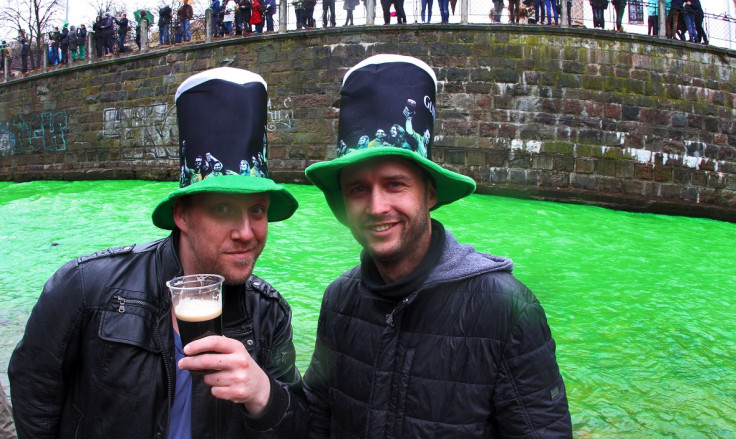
[99,290,159,351]
[93,290,161,397]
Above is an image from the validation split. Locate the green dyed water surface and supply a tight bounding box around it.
[1,180,734,438]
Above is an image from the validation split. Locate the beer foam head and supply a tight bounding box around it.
[174,299,222,322]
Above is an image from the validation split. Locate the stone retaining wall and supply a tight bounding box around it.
[1,25,735,221]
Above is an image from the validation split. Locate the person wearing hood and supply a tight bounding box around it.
[93,16,104,57]
[158,4,172,44]
[68,25,79,61]
[302,54,572,437]
[104,12,116,54]
[79,24,87,59]
[60,23,70,63]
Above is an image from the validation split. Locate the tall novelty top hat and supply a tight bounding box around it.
[304,54,476,224]
[152,67,298,229]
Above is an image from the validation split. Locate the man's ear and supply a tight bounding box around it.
[172,198,188,232]
[427,183,437,210]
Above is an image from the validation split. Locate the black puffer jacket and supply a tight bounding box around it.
[9,234,307,439]
[303,221,571,438]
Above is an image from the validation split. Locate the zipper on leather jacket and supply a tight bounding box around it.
[113,295,151,313]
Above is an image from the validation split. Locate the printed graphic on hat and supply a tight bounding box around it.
[336,57,437,161]
[152,67,299,230]
[174,71,270,189]
[179,136,268,188]
[337,96,434,159]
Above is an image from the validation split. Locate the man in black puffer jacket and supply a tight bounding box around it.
[304,54,572,438]
[9,67,308,439]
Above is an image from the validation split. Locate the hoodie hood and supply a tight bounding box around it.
[424,227,513,288]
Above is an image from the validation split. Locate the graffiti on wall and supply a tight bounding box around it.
[0,122,13,156]
[0,111,68,156]
[102,104,177,159]
[267,97,296,132]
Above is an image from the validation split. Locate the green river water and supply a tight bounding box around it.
[0,180,734,438]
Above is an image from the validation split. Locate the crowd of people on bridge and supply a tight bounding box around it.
[0,0,713,78]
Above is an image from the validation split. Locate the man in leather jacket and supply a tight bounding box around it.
[303,54,572,438]
[9,67,308,439]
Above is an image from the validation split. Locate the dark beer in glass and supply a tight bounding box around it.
[167,274,224,347]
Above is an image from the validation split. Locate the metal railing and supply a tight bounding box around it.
[3,0,734,82]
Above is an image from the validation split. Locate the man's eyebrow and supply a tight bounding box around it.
[342,173,413,186]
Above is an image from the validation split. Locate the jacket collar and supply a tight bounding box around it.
[156,231,184,309]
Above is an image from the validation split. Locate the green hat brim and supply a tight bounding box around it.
[152,175,298,229]
[305,147,476,225]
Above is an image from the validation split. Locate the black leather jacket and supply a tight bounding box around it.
[9,234,308,438]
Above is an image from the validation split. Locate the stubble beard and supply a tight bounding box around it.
[219,254,258,285]
[355,209,432,269]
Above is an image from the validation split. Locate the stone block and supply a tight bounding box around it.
[509,151,530,168]
[559,73,582,88]
[708,173,726,188]
[597,176,622,193]
[717,145,736,161]
[542,142,574,155]
[636,164,653,180]
[604,103,621,119]
[479,122,498,137]
[532,154,554,170]
[623,179,646,196]
[596,159,616,176]
[653,165,673,182]
[691,171,708,187]
[487,150,508,167]
[467,150,486,166]
[489,167,509,183]
[562,100,584,115]
[538,170,568,188]
[671,112,688,128]
[554,155,575,172]
[681,186,699,202]
[622,105,640,121]
[578,130,602,145]
[446,150,466,165]
[562,61,584,74]
[307,145,324,159]
[640,108,670,125]
[582,75,604,91]
[671,167,690,184]
[726,175,736,191]
[571,173,596,190]
[657,183,681,200]
[616,161,635,179]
